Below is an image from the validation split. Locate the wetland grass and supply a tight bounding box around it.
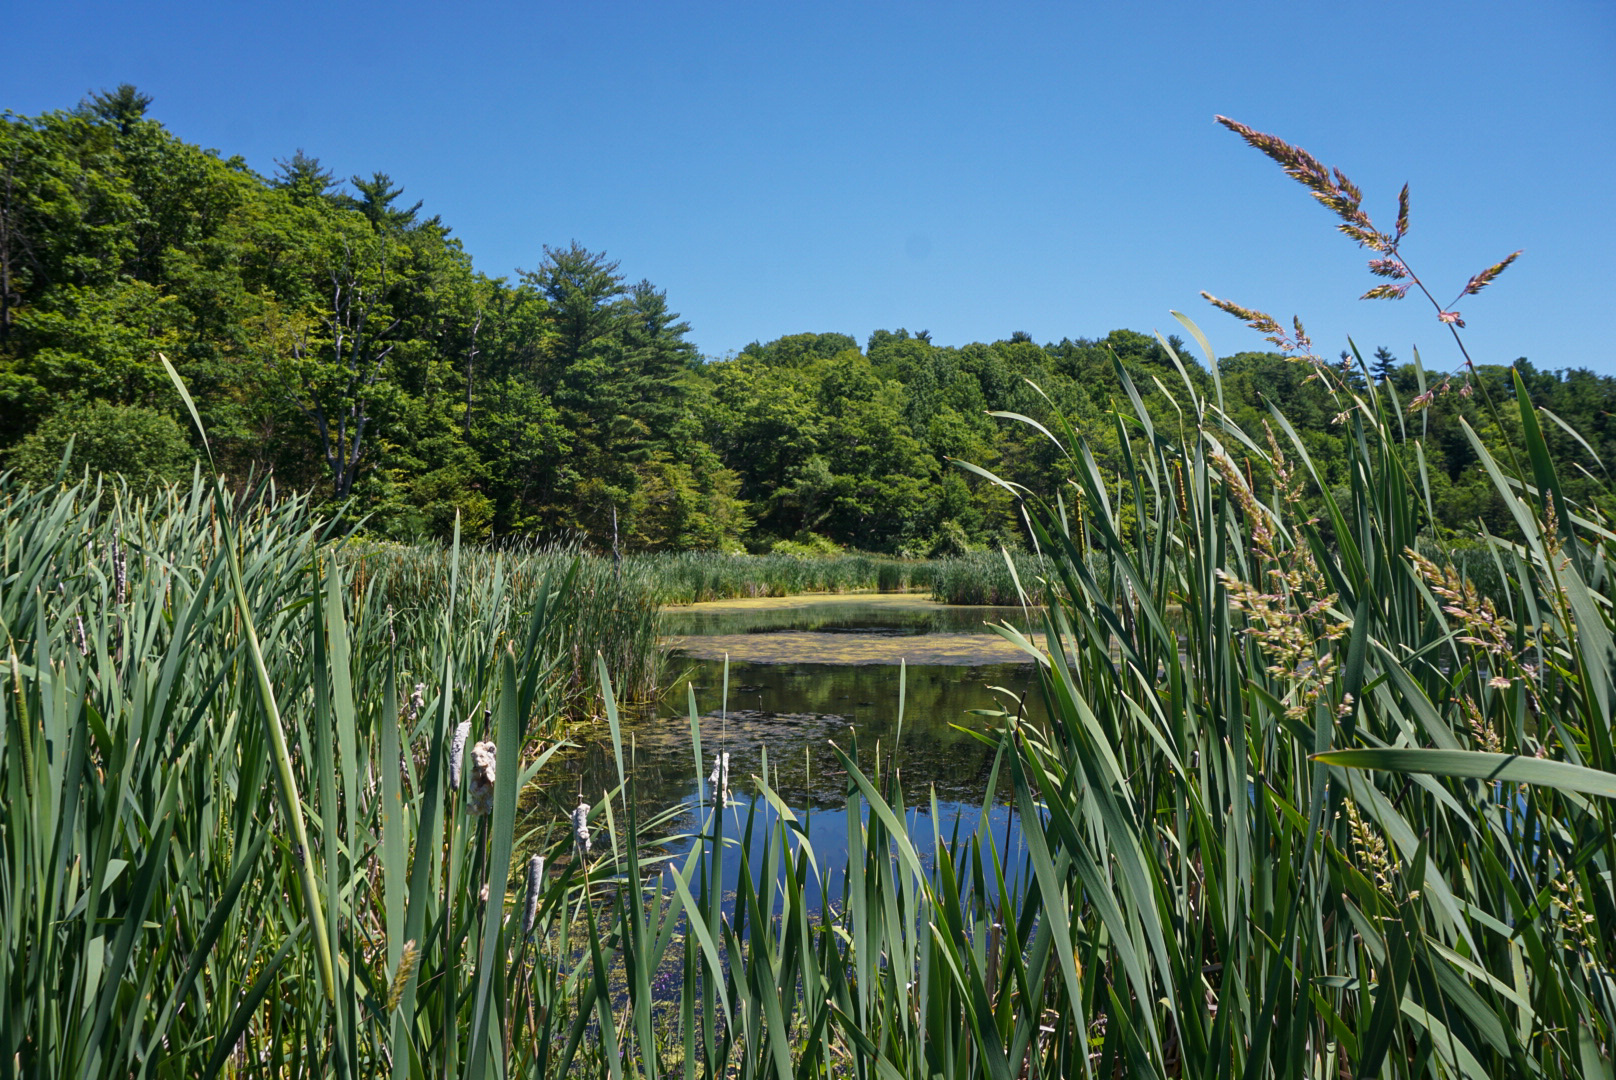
[10,340,1616,1077]
[928,549,1050,605]
[634,550,936,603]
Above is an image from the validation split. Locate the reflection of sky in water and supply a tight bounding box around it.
[648,790,1032,916]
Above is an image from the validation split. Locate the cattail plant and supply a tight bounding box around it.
[465,741,496,815]
[522,855,544,934]
[570,799,591,860]
[449,719,471,790]
[708,751,731,797]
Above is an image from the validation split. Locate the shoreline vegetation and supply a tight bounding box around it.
[349,541,1045,704]
[5,105,1615,1079]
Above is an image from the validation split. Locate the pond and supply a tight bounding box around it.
[536,592,1048,906]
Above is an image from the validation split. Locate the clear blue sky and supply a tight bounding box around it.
[7,1,1613,372]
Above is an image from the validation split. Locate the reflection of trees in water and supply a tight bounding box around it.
[518,655,1039,899]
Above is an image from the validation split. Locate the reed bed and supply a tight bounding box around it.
[7,327,1616,1077]
[928,550,1051,605]
[350,540,663,707]
[638,550,936,604]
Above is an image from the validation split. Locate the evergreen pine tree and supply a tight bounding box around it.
[1372,346,1397,382]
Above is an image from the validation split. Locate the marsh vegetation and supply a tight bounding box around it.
[4,109,1614,1080]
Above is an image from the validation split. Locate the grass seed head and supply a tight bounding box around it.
[1462,251,1522,296]
[386,941,418,1012]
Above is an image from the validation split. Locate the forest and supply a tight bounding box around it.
[5,86,1615,553]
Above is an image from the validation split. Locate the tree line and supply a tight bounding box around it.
[5,88,1613,553]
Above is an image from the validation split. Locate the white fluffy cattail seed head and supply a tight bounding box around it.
[448,720,472,790]
[466,741,496,815]
[571,801,591,859]
[708,752,731,793]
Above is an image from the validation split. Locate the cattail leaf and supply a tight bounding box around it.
[380,665,405,972]
[985,411,1066,455]
[1318,748,1616,800]
[466,648,523,1080]
[1513,367,1576,552]
[1170,309,1225,411]
[157,352,212,468]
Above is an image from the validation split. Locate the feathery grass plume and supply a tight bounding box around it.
[522,855,544,934]
[570,799,590,859]
[407,682,425,724]
[1462,250,1521,295]
[1461,697,1503,753]
[1212,429,1347,719]
[1212,114,1523,397]
[465,741,496,816]
[1214,114,1384,246]
[1406,549,1513,658]
[1551,867,1598,953]
[1199,293,1283,339]
[385,941,419,1012]
[1198,292,1323,358]
[1341,799,1395,901]
[448,719,471,790]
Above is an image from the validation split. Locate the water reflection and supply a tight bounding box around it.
[660,593,1030,638]
[532,595,1048,909]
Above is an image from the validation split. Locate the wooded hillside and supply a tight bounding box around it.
[5,88,1612,552]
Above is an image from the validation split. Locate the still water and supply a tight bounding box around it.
[536,593,1047,904]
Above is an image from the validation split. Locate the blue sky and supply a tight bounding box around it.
[7,1,1613,371]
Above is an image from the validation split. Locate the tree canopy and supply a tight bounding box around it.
[4,89,1613,553]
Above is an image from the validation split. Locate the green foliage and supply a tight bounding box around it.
[769,532,842,557]
[7,91,1616,562]
[12,357,1616,1076]
[929,549,1047,604]
[8,399,194,491]
[637,550,937,602]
